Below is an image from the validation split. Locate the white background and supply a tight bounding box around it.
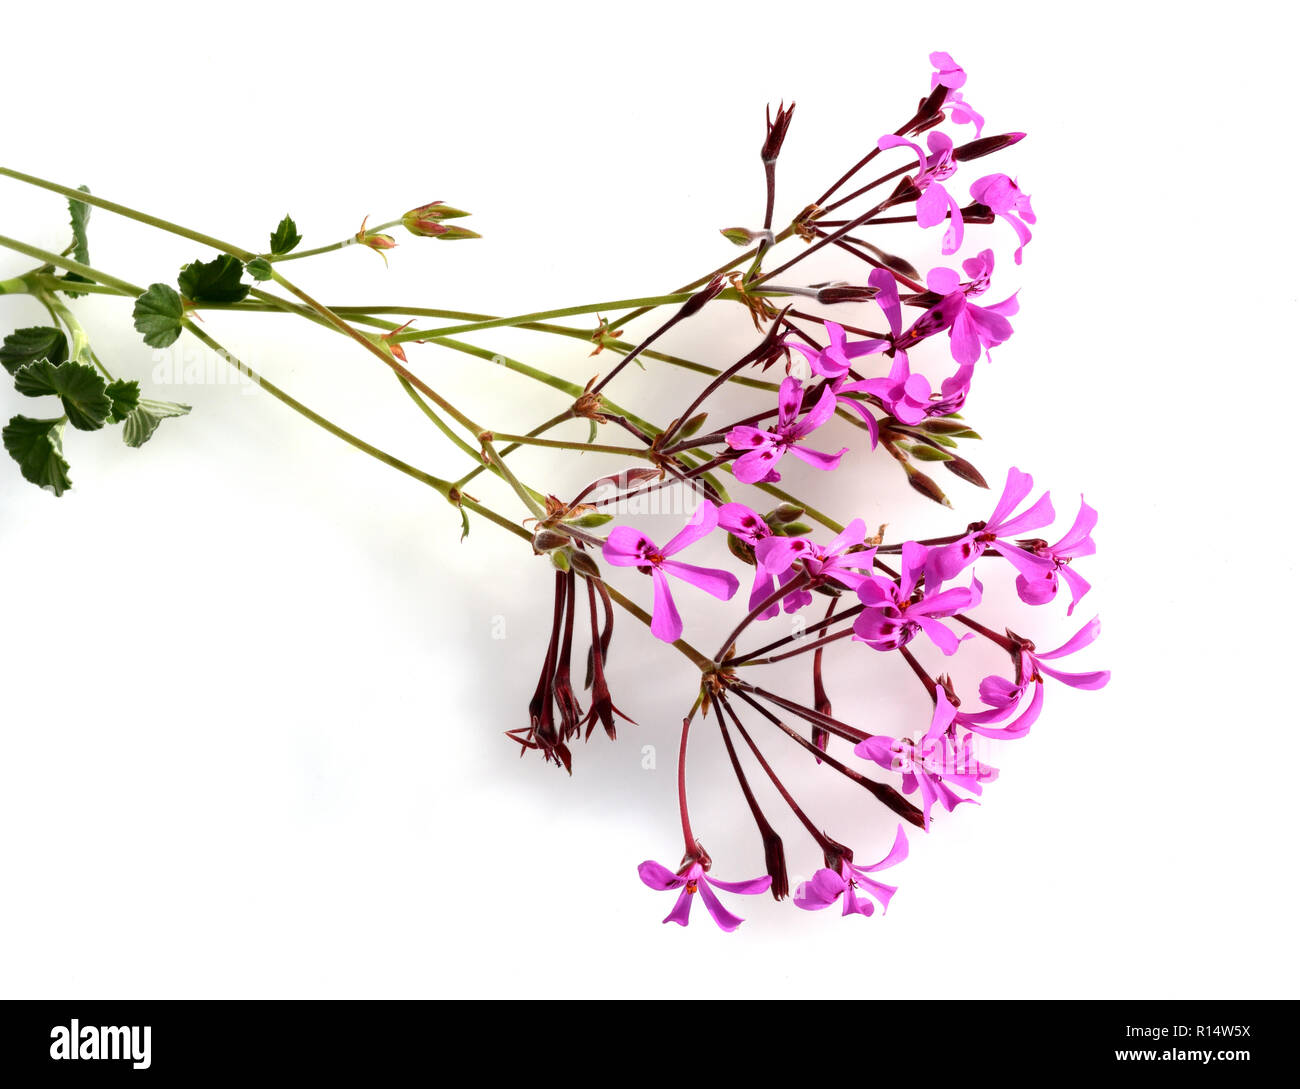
[0,1,1294,998]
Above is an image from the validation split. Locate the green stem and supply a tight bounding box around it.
[267,219,400,262]
[181,318,455,497]
[487,432,650,458]
[0,167,255,261]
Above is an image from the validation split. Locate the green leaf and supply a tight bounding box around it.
[132,283,185,348]
[177,255,249,304]
[246,257,273,281]
[121,397,190,448]
[105,379,141,423]
[3,415,71,495]
[13,359,113,431]
[1,327,69,375]
[63,185,93,297]
[269,215,301,256]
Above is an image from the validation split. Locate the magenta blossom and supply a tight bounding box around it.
[929,50,966,90]
[718,502,802,620]
[1012,497,1097,614]
[879,130,964,254]
[784,320,882,381]
[844,354,973,426]
[754,518,877,594]
[726,377,847,484]
[926,249,1019,364]
[970,173,1036,264]
[637,859,772,932]
[854,542,981,655]
[962,616,1110,740]
[929,51,984,136]
[794,824,909,918]
[832,269,969,428]
[855,689,998,829]
[603,500,739,642]
[922,467,1055,589]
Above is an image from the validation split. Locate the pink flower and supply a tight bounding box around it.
[754,518,878,594]
[963,616,1111,739]
[831,269,969,428]
[879,131,964,254]
[1012,497,1097,614]
[929,50,966,91]
[853,542,981,655]
[726,377,848,484]
[926,249,1019,364]
[922,467,1055,589]
[970,173,1036,264]
[718,502,791,620]
[855,689,998,828]
[784,319,883,381]
[602,501,740,642]
[929,52,984,136]
[848,354,974,426]
[794,825,909,918]
[637,859,772,932]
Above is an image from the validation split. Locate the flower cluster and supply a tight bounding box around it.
[0,28,1095,934]
[571,52,1102,930]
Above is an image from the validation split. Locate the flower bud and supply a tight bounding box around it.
[402,201,471,235]
[355,217,397,263]
[761,101,796,164]
[813,282,878,305]
[420,223,482,241]
[942,454,989,489]
[953,132,1026,162]
[904,464,952,507]
[533,528,570,553]
[719,226,775,247]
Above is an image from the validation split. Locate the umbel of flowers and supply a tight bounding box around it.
[0,52,1101,932]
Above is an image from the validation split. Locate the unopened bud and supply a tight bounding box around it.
[766,503,805,525]
[678,275,726,319]
[424,223,482,241]
[814,282,878,305]
[533,529,570,553]
[761,101,796,164]
[904,464,952,507]
[356,216,397,262]
[402,201,471,235]
[568,550,601,579]
[953,132,1026,162]
[943,454,989,489]
[720,226,775,247]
